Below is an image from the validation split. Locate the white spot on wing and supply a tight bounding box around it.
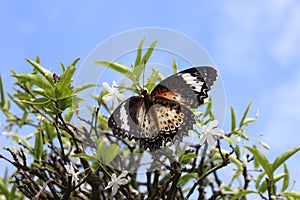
[120,104,130,131]
[181,73,204,92]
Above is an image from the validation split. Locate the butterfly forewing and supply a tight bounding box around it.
[151,66,217,109]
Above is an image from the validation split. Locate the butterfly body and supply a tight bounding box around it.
[108,66,217,151]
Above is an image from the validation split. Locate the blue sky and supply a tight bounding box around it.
[1,0,300,193]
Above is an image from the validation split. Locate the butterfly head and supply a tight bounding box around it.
[141,88,148,97]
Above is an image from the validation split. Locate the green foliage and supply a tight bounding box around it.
[0,40,299,200]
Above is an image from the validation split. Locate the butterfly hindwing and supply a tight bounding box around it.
[140,98,195,151]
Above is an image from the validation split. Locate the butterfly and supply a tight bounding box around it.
[108,66,217,151]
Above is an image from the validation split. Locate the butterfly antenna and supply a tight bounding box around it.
[142,60,146,89]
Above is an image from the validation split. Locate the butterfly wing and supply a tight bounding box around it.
[151,66,217,109]
[108,96,145,140]
[139,98,195,151]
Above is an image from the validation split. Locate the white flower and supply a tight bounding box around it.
[102,81,125,108]
[64,163,79,186]
[0,194,6,200]
[200,120,224,148]
[105,171,129,196]
[2,131,15,136]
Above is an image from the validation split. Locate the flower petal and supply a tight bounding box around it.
[209,120,219,129]
[111,184,119,196]
[207,134,216,147]
[102,93,113,102]
[118,178,128,185]
[119,171,128,179]
[102,82,112,92]
[199,134,207,145]
[105,181,113,190]
[213,128,224,136]
[111,173,117,181]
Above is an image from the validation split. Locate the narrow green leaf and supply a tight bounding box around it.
[180,153,197,164]
[71,153,98,162]
[22,98,51,106]
[259,173,286,193]
[0,74,5,108]
[56,65,76,94]
[245,146,272,179]
[171,56,178,74]
[259,140,270,150]
[272,147,300,173]
[94,61,134,81]
[242,117,257,126]
[176,144,187,160]
[70,58,80,67]
[73,83,100,93]
[134,40,158,80]
[7,93,27,111]
[134,38,145,67]
[230,106,236,131]
[34,131,43,163]
[25,59,53,83]
[282,163,289,192]
[177,172,197,186]
[239,102,252,128]
[230,189,255,200]
[145,69,162,92]
[282,191,300,198]
[12,73,54,96]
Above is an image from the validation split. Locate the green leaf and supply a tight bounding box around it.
[230,106,236,131]
[0,74,5,108]
[180,153,197,164]
[259,140,270,150]
[245,146,272,179]
[96,141,120,165]
[25,58,53,83]
[134,40,158,81]
[272,147,300,173]
[255,171,266,190]
[56,65,76,94]
[12,73,54,96]
[134,38,145,68]
[70,58,80,67]
[73,83,100,93]
[259,173,286,193]
[34,131,43,163]
[282,191,300,198]
[176,144,187,160]
[282,163,289,192]
[230,189,255,200]
[94,61,135,81]
[239,102,252,128]
[22,97,51,106]
[171,56,178,74]
[242,117,257,126]
[71,153,98,162]
[145,68,162,92]
[177,172,197,186]
[102,143,119,165]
